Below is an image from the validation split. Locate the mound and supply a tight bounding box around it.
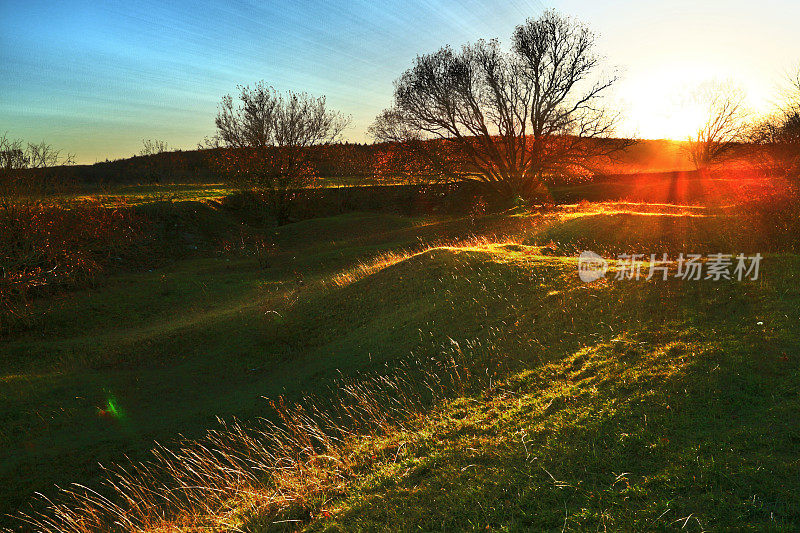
[526,209,745,255]
[299,255,800,532]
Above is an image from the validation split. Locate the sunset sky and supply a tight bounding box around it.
[2,0,798,164]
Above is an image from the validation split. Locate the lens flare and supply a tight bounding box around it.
[97,397,124,420]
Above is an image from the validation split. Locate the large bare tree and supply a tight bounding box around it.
[206,82,349,224]
[370,10,628,199]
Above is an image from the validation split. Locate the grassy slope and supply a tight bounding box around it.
[305,251,800,531]
[2,199,799,530]
[0,209,535,517]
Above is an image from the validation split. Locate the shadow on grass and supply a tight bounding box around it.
[304,271,800,532]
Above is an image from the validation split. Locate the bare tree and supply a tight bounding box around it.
[139,139,170,156]
[370,10,629,200]
[26,140,70,169]
[685,82,748,170]
[0,134,74,173]
[0,133,75,203]
[206,83,349,224]
[748,65,800,177]
[211,82,279,149]
[209,83,349,151]
[0,135,28,171]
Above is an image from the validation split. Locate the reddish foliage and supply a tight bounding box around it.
[0,199,149,331]
[206,147,321,224]
[371,139,467,185]
[206,147,318,189]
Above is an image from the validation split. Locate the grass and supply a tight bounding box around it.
[64,183,238,206]
[43,176,416,209]
[2,185,799,530]
[308,257,800,531]
[1,209,531,518]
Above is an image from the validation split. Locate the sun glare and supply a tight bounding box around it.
[624,70,708,140]
[620,62,772,141]
[648,105,707,141]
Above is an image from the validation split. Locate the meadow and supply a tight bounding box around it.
[4,1,800,529]
[1,170,799,531]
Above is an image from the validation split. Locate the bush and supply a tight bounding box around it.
[0,199,149,332]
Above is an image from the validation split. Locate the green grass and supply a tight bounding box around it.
[305,257,800,531]
[0,209,534,517]
[47,176,410,208]
[46,182,238,207]
[2,194,799,530]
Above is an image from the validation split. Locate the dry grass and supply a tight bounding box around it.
[330,250,410,288]
[9,338,501,532]
[327,230,539,290]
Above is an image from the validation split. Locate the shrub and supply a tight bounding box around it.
[0,199,149,332]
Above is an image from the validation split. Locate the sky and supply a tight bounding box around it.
[1,0,798,164]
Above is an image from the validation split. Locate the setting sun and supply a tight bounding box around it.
[617,62,774,141]
[639,101,707,141]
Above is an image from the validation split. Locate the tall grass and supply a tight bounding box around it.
[9,335,505,532]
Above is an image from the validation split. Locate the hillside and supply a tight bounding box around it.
[304,246,800,532]
[3,189,800,530]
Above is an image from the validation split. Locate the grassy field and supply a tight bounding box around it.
[2,180,799,530]
[307,251,800,531]
[53,179,388,207]
[1,206,531,516]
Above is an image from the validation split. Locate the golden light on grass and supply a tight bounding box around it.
[330,251,411,288]
[329,236,500,288]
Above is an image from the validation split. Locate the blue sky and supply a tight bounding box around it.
[1,0,798,163]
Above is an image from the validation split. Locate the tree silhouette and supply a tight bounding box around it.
[685,82,748,171]
[206,82,349,224]
[748,66,800,177]
[371,10,628,200]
